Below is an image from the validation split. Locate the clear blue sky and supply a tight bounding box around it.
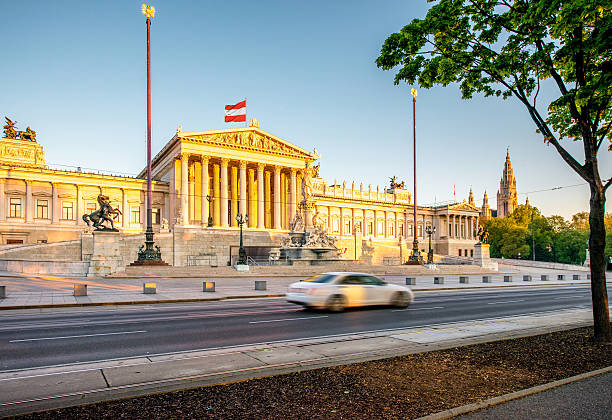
[1,1,608,219]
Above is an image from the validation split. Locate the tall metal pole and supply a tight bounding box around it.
[135,4,164,265]
[410,88,420,262]
[146,16,152,236]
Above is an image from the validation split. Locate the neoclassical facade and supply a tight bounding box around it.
[0,120,480,258]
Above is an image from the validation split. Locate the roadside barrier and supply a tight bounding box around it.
[73,284,87,296]
[143,283,157,294]
[254,280,267,291]
[203,281,216,292]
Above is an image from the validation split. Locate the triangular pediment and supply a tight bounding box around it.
[180,127,316,159]
[449,202,480,212]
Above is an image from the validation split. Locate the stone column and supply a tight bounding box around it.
[384,211,388,238]
[239,161,247,217]
[122,188,128,227]
[220,158,229,227]
[74,184,81,225]
[25,181,33,223]
[394,212,398,238]
[273,166,281,229]
[0,180,6,221]
[264,170,271,228]
[280,172,286,229]
[257,163,265,229]
[247,167,256,228]
[51,183,59,224]
[180,152,189,225]
[201,156,209,227]
[169,161,175,228]
[212,162,220,226]
[289,168,297,222]
[230,164,238,227]
[328,206,332,232]
[339,208,344,235]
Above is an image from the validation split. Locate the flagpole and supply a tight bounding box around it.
[245,97,248,128]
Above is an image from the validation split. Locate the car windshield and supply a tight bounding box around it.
[303,274,336,283]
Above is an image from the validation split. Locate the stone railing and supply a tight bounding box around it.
[312,178,411,204]
[493,258,589,271]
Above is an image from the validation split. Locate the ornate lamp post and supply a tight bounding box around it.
[135,4,164,265]
[408,88,422,263]
[236,213,248,265]
[425,225,436,264]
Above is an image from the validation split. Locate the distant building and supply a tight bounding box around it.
[496,149,518,218]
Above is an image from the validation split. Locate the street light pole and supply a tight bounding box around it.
[409,88,421,263]
[135,4,164,265]
[426,225,436,264]
[236,213,248,265]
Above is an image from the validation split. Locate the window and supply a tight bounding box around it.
[62,201,74,220]
[6,239,23,244]
[36,200,49,219]
[331,216,339,233]
[458,249,462,256]
[131,206,141,224]
[399,224,404,236]
[449,223,452,236]
[389,223,394,237]
[367,221,373,235]
[418,224,423,237]
[470,249,474,257]
[407,224,413,236]
[86,203,97,215]
[9,198,21,218]
[344,219,351,234]
[152,208,160,225]
[377,220,384,236]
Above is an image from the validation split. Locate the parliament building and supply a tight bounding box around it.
[0,119,481,265]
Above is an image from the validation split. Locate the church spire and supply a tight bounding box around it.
[468,187,474,206]
[497,150,518,218]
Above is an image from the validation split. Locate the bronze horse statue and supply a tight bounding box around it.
[83,195,122,231]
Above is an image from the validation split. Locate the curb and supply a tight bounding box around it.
[416,365,612,420]
[0,282,590,310]
[0,294,285,310]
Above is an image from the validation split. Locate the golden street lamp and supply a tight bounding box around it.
[135,4,165,265]
[408,88,422,263]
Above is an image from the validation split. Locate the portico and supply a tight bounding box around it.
[148,121,317,231]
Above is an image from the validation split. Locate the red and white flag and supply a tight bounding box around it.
[225,100,246,122]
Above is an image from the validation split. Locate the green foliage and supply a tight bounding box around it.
[377,0,611,159]
[484,206,592,265]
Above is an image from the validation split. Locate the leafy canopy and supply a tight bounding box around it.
[377,0,611,185]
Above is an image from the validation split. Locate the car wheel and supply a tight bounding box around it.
[391,291,410,308]
[327,295,346,312]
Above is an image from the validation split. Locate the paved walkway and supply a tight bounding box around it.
[457,371,612,420]
[0,265,595,309]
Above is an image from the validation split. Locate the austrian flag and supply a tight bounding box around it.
[224,100,246,122]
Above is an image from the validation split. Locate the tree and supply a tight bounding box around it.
[377,0,611,342]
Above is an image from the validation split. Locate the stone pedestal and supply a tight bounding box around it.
[87,231,123,277]
[473,243,498,270]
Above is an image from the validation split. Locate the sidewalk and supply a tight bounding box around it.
[0,268,592,309]
[0,307,596,417]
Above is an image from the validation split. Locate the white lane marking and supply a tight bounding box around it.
[392,306,444,312]
[554,295,587,300]
[487,300,525,305]
[9,330,147,343]
[249,316,328,324]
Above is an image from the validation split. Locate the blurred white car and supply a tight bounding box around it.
[286,272,414,312]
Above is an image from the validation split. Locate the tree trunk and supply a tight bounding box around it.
[588,183,611,343]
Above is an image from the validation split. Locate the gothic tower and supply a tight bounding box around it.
[468,188,475,206]
[481,191,492,222]
[496,149,518,218]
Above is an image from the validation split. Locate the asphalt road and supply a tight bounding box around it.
[0,285,598,371]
